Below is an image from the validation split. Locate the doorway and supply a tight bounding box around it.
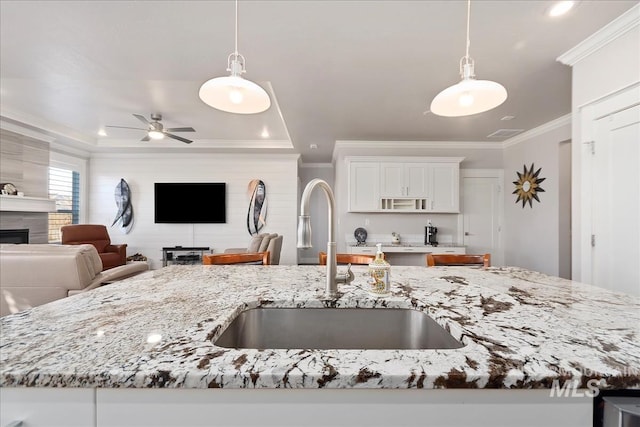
[460,170,504,266]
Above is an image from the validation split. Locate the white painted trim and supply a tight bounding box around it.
[264,81,294,147]
[0,195,56,212]
[557,3,640,66]
[335,140,502,151]
[502,114,572,148]
[96,139,293,149]
[88,152,300,161]
[1,109,97,146]
[299,163,334,169]
[0,118,56,143]
[344,156,465,163]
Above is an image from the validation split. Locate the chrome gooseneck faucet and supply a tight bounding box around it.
[297,179,354,297]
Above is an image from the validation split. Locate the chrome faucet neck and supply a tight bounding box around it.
[297,179,351,297]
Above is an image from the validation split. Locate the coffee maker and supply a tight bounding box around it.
[425,221,438,246]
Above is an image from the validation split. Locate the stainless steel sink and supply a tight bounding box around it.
[214,308,464,350]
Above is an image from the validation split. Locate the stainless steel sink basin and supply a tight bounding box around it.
[214,308,464,350]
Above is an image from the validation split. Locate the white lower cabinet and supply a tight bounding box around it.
[95,388,592,427]
[0,388,95,427]
[349,246,466,255]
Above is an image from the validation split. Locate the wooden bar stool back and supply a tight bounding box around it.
[426,253,491,268]
[203,252,270,265]
[318,252,377,265]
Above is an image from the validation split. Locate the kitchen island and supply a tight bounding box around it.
[1,265,639,426]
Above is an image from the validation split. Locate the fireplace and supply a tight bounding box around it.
[0,229,29,244]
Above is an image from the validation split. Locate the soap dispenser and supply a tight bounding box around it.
[368,243,391,297]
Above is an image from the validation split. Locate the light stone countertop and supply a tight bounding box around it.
[1,265,639,389]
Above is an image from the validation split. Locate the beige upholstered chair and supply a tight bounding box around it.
[224,233,283,265]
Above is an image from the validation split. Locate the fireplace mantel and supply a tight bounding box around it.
[0,195,56,212]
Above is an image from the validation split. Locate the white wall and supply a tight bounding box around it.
[88,153,299,268]
[502,120,572,276]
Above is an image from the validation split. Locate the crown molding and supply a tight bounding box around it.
[557,3,639,66]
[0,117,56,143]
[299,162,333,169]
[333,140,502,161]
[501,114,571,148]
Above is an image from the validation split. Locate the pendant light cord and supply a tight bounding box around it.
[234,0,239,55]
[465,0,471,60]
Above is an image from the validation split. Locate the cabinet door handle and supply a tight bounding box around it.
[465,232,470,236]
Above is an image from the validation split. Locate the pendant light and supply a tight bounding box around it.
[199,0,270,114]
[430,0,507,117]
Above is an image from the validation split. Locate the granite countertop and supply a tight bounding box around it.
[1,265,639,389]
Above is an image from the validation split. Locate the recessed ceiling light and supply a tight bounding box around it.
[501,115,515,121]
[261,128,270,138]
[548,1,575,17]
[309,144,318,150]
[98,129,107,136]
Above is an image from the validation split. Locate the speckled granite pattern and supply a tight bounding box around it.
[1,265,639,389]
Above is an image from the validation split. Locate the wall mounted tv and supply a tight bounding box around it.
[154,183,226,224]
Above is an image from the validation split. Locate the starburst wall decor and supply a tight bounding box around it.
[513,163,546,208]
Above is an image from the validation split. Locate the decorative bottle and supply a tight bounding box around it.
[368,243,391,297]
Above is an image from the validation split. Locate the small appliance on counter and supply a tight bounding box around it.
[391,232,401,244]
[425,221,438,246]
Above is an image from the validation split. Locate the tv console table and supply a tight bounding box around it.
[162,246,211,267]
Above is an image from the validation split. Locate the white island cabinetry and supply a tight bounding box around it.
[0,388,95,427]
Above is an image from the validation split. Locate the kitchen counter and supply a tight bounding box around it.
[1,265,639,390]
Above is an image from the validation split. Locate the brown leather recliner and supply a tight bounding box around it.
[61,224,126,270]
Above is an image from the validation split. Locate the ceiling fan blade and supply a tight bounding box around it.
[105,125,145,130]
[141,135,151,142]
[165,127,196,133]
[133,114,150,126]
[165,133,192,144]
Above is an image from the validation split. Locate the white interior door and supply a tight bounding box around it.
[592,104,640,295]
[461,171,503,266]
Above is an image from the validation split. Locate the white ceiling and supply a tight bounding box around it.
[0,1,637,163]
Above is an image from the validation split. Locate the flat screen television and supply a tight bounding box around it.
[154,182,226,223]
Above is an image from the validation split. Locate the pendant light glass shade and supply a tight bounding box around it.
[198,1,270,114]
[430,0,507,117]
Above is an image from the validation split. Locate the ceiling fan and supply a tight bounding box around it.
[106,113,196,144]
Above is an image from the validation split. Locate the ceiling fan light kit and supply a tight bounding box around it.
[430,0,507,117]
[199,0,271,114]
[106,113,196,144]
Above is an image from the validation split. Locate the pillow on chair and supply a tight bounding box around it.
[258,233,278,252]
[247,234,266,253]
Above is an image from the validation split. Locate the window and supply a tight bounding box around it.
[48,166,79,242]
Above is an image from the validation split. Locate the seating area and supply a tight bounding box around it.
[224,233,283,265]
[426,253,491,268]
[61,224,127,269]
[0,243,148,316]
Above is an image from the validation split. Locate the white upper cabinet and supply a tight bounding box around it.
[348,161,380,212]
[380,163,428,198]
[427,163,460,212]
[347,157,462,213]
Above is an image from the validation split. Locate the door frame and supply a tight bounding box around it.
[458,169,505,267]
